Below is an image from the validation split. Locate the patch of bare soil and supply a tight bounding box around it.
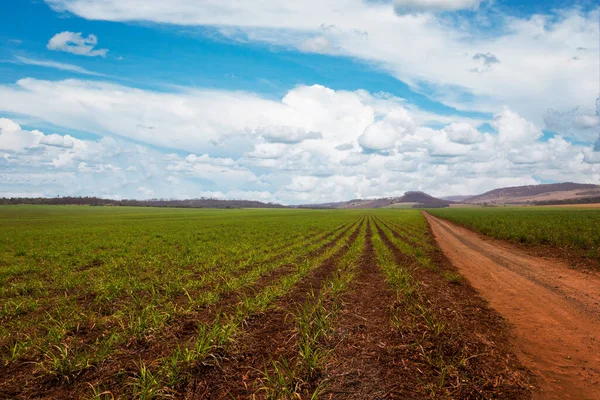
[425,212,600,400]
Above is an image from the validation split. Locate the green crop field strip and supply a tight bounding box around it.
[427,207,600,267]
[0,206,532,399]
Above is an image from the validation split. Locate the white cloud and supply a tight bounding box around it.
[298,36,332,53]
[14,56,104,76]
[0,78,297,155]
[394,0,481,14]
[429,131,471,157]
[341,152,371,166]
[470,52,500,73]
[39,133,76,148]
[247,143,288,159]
[358,108,415,151]
[47,31,108,57]
[258,126,322,143]
[583,148,600,164]
[183,153,235,166]
[0,118,281,200]
[544,106,600,143]
[0,118,98,168]
[1,77,599,203]
[0,118,42,151]
[167,153,259,188]
[285,176,320,192]
[384,155,420,172]
[0,79,437,159]
[492,106,542,145]
[137,186,154,198]
[443,122,483,144]
[43,0,600,129]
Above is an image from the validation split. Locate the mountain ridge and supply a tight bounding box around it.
[464,182,600,204]
[2,182,599,208]
[298,191,453,209]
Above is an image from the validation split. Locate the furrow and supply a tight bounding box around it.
[24,217,362,399]
[193,217,366,398]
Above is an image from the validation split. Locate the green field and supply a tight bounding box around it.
[382,202,417,209]
[0,206,530,398]
[427,207,600,265]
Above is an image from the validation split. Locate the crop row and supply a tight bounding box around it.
[0,207,531,399]
[0,208,365,398]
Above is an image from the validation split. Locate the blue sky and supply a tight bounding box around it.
[0,0,598,203]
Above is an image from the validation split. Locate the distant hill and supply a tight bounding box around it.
[299,191,452,209]
[7,182,598,209]
[399,191,452,206]
[440,195,472,202]
[0,196,286,209]
[464,182,600,205]
[298,198,396,209]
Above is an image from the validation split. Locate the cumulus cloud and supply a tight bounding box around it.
[335,143,354,151]
[429,132,472,157]
[258,126,322,143]
[1,78,599,203]
[0,118,102,168]
[341,152,370,166]
[167,152,260,188]
[183,153,235,166]
[492,107,542,145]
[47,31,108,57]
[0,118,43,151]
[246,143,288,159]
[39,133,76,148]
[443,122,483,144]
[285,176,320,192]
[384,155,420,172]
[358,108,415,151]
[0,117,269,200]
[583,148,600,164]
[0,79,443,158]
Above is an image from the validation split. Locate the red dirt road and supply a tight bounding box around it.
[424,212,600,400]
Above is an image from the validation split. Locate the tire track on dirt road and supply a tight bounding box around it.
[424,212,600,400]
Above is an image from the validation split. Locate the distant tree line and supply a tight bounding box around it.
[532,197,600,206]
[0,196,286,209]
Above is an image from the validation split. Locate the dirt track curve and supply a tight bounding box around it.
[424,212,600,400]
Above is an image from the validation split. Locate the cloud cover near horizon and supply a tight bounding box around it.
[0,0,598,203]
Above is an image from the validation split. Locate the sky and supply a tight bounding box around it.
[0,0,599,204]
